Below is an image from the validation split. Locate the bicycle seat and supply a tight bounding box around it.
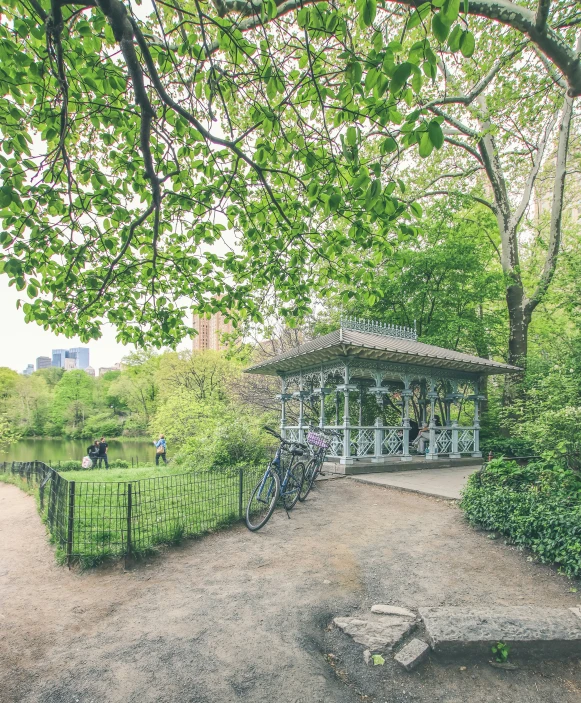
[288,445,304,456]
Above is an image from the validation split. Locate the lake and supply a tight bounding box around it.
[2,438,157,465]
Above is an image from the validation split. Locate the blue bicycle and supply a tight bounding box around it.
[245,426,306,531]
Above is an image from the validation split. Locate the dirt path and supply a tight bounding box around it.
[1,478,580,703]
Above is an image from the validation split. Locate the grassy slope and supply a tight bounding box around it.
[59,464,187,482]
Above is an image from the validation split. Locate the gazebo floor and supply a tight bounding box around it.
[323,456,483,476]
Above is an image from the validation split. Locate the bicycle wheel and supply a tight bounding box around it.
[245,467,280,531]
[282,462,304,511]
[298,458,319,502]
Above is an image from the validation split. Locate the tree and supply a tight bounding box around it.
[52,369,95,433]
[0,0,579,349]
[344,199,507,357]
[400,27,580,366]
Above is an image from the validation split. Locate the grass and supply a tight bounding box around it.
[59,463,188,482]
[1,463,265,567]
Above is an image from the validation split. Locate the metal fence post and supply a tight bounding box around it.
[67,481,75,568]
[238,468,244,520]
[126,482,133,566]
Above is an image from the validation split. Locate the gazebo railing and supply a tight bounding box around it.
[282,424,477,460]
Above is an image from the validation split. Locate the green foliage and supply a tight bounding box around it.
[491,642,510,663]
[480,437,534,458]
[461,459,581,577]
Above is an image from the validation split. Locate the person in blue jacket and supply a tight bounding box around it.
[154,435,167,465]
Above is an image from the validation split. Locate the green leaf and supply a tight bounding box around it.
[460,30,475,57]
[372,654,385,665]
[432,13,450,43]
[357,0,377,28]
[448,24,463,52]
[418,131,433,158]
[346,126,357,146]
[443,0,460,24]
[373,31,383,52]
[390,62,412,94]
[380,137,397,154]
[428,120,444,149]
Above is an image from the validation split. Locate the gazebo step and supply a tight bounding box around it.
[324,457,483,476]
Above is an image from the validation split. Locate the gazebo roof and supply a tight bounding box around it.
[245,320,521,377]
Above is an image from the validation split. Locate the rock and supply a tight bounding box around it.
[334,615,414,651]
[394,638,430,672]
[371,604,415,618]
[363,649,371,666]
[570,607,581,621]
[419,606,581,659]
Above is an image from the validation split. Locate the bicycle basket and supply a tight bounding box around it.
[307,430,330,449]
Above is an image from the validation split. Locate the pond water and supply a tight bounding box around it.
[2,438,156,465]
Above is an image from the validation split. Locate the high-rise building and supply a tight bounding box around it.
[51,347,90,370]
[36,356,51,371]
[69,347,90,369]
[192,310,233,351]
[84,366,95,377]
[22,364,34,376]
[52,348,67,368]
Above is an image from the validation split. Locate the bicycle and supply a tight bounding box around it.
[245,426,307,531]
[298,426,341,502]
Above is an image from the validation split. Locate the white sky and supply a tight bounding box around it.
[0,277,139,372]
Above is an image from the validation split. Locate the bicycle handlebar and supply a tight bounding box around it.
[262,426,308,450]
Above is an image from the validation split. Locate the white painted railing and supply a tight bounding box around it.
[282,425,477,460]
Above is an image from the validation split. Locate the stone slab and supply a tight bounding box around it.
[352,466,481,499]
[394,638,430,671]
[420,606,581,659]
[334,615,414,651]
[371,604,416,618]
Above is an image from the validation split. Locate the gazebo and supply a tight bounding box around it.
[245,317,521,466]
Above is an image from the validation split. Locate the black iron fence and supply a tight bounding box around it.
[0,461,263,566]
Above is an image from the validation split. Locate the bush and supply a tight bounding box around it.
[460,458,581,577]
[109,459,129,469]
[59,460,83,470]
[480,437,535,458]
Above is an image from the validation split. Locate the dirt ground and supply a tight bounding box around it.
[1,478,581,703]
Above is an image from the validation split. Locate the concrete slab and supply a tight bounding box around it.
[334,615,415,651]
[324,457,483,476]
[351,465,480,499]
[420,606,581,659]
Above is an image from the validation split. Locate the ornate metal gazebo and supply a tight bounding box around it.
[246,318,521,465]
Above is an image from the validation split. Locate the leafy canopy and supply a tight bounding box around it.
[0,0,578,346]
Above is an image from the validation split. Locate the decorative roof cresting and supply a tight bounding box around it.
[340,316,417,341]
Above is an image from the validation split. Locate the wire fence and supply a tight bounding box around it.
[0,461,264,566]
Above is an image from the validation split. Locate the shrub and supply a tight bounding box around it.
[59,460,83,470]
[109,459,129,469]
[480,437,535,458]
[460,458,581,577]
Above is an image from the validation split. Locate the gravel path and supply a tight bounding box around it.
[1,477,580,703]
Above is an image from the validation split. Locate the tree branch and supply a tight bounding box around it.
[535,0,551,34]
[524,36,579,316]
[509,113,557,231]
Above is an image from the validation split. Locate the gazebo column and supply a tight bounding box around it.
[337,366,357,465]
[426,379,439,460]
[401,377,413,462]
[369,374,389,463]
[448,383,462,458]
[472,383,485,458]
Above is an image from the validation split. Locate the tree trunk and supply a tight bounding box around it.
[506,282,529,368]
